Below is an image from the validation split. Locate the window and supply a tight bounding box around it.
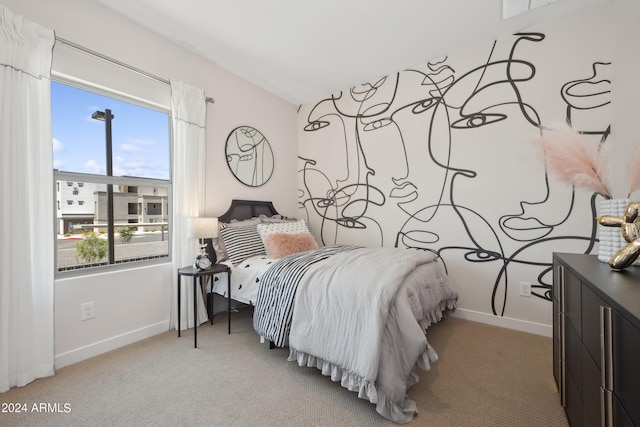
[53,81,171,274]
[147,203,162,216]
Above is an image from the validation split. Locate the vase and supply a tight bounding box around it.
[598,198,640,267]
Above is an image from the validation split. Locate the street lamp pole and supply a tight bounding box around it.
[92,109,115,264]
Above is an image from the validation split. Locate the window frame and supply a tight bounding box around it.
[52,77,173,278]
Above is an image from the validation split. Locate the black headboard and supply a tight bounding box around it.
[218,199,279,223]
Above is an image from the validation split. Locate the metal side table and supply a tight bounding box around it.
[177,263,231,348]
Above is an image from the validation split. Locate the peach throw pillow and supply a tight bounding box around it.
[263,232,318,258]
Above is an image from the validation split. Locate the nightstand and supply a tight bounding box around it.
[177,263,231,348]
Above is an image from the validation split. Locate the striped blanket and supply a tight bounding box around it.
[252,245,359,347]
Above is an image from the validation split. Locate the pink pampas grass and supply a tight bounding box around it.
[536,123,612,198]
[627,141,640,197]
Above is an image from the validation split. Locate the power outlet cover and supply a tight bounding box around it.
[519,282,532,297]
[81,301,95,320]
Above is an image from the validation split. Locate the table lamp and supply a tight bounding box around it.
[187,217,219,269]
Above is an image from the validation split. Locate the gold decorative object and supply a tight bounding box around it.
[597,202,640,269]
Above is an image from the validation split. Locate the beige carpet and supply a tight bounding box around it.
[0,308,568,426]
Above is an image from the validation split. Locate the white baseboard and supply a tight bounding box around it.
[54,320,170,369]
[449,308,552,337]
[53,311,550,369]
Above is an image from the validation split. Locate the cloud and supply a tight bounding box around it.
[120,143,142,152]
[113,165,128,176]
[84,159,102,173]
[121,160,149,169]
[119,138,157,153]
[128,138,157,146]
[52,138,64,152]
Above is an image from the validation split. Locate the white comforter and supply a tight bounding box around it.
[287,247,457,423]
[211,255,275,305]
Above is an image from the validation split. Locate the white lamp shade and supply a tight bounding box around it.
[187,217,219,239]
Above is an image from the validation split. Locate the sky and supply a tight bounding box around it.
[52,81,170,180]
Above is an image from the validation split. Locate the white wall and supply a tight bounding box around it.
[54,264,173,367]
[3,0,298,367]
[297,2,639,336]
[611,0,640,200]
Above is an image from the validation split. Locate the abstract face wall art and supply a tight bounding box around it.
[300,95,386,245]
[298,8,612,322]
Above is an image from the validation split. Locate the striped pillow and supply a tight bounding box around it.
[219,224,266,266]
[217,217,262,261]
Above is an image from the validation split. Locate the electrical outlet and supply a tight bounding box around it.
[519,282,532,297]
[80,301,95,320]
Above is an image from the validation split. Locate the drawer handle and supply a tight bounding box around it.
[600,305,613,426]
[600,387,605,427]
[605,307,613,390]
[600,306,605,388]
[558,265,566,406]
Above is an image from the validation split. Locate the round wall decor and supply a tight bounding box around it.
[225,126,274,187]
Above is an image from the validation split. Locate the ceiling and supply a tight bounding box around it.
[93,0,609,106]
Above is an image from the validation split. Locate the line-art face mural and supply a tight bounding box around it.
[298,18,611,319]
[226,126,274,187]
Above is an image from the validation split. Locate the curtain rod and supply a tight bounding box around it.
[55,36,215,104]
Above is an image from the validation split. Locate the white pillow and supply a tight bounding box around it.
[257,219,309,245]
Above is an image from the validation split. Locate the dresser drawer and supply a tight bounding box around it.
[564,268,582,338]
[581,284,604,369]
[581,345,601,426]
[612,309,640,425]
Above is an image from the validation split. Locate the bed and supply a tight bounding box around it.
[210,199,458,424]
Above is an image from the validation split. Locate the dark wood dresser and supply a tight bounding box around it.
[553,253,640,427]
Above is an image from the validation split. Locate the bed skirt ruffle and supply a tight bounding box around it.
[288,339,440,424]
[418,299,457,331]
[287,301,456,423]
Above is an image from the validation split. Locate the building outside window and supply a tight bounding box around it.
[52,81,171,274]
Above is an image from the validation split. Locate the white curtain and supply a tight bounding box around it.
[170,81,209,330]
[0,5,56,392]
